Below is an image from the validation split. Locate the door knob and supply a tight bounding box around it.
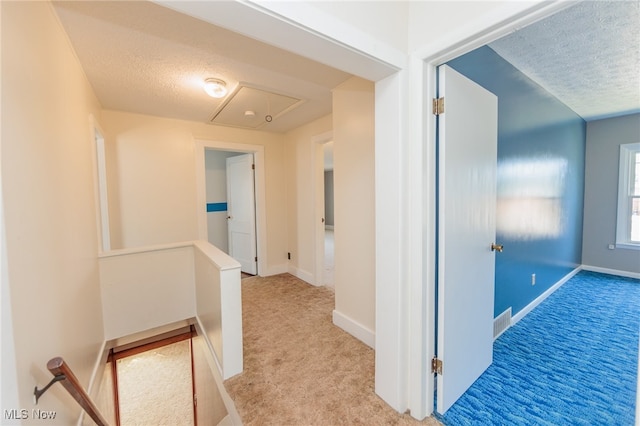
[227,216,232,220]
[491,243,503,252]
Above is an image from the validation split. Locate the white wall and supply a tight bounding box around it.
[302,1,409,54]
[409,2,512,52]
[1,1,105,423]
[332,77,376,340]
[193,241,243,379]
[99,244,196,340]
[285,114,333,283]
[101,110,289,275]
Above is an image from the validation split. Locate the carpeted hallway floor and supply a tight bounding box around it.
[224,273,441,426]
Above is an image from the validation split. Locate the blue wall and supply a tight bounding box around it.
[447,46,586,317]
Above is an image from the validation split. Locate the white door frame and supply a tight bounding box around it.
[194,139,266,276]
[89,114,111,252]
[414,1,576,419]
[313,131,334,286]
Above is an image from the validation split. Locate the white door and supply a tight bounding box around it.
[226,153,257,275]
[436,65,498,414]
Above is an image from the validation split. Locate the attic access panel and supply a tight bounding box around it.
[209,84,305,129]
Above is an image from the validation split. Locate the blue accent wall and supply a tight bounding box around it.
[447,46,586,317]
[206,202,228,212]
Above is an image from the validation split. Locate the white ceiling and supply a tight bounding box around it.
[490,0,640,121]
[52,1,639,133]
[52,0,352,133]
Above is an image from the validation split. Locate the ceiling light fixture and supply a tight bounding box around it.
[203,78,227,98]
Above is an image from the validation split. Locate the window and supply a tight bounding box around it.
[616,142,640,249]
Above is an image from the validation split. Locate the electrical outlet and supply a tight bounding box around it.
[531,273,536,286]
[608,244,615,250]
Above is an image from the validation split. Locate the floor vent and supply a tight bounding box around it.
[493,307,512,340]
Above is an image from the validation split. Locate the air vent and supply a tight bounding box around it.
[493,307,512,340]
[209,83,305,129]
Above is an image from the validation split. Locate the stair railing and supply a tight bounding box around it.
[34,357,109,426]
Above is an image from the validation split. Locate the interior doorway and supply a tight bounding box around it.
[313,132,334,287]
[322,142,335,288]
[195,139,267,276]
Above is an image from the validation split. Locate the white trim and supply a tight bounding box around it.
[616,142,640,247]
[313,131,334,287]
[263,263,289,277]
[89,114,111,253]
[511,267,582,325]
[615,242,640,251]
[288,265,315,286]
[155,1,401,82]
[333,310,375,349]
[581,264,640,280]
[194,139,267,277]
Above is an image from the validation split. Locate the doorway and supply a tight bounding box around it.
[111,331,195,425]
[313,132,335,287]
[195,139,267,276]
[101,326,230,426]
[203,149,246,254]
[322,142,335,288]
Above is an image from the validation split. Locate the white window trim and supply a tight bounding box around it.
[616,142,640,250]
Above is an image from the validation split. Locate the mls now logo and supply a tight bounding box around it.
[4,409,28,420]
[4,409,57,420]
[32,409,57,419]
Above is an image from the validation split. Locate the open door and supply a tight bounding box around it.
[436,65,498,414]
[226,153,257,275]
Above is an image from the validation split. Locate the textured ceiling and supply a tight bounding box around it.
[210,84,305,130]
[52,1,352,133]
[490,1,640,121]
[52,1,639,132]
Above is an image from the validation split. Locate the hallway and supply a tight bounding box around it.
[224,274,439,425]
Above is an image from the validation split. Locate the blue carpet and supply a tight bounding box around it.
[440,271,640,426]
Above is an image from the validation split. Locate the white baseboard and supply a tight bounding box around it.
[512,266,582,325]
[332,310,375,348]
[263,263,288,277]
[288,265,316,286]
[581,264,640,280]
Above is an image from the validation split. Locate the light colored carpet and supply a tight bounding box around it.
[224,273,441,426]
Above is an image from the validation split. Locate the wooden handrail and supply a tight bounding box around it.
[46,357,109,426]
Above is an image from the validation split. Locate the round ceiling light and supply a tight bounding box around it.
[203,78,227,98]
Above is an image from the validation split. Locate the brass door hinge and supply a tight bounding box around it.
[431,356,443,375]
[432,97,444,116]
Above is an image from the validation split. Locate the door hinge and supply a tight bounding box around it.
[432,97,444,115]
[431,356,443,375]
[255,256,258,262]
[252,163,255,170]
